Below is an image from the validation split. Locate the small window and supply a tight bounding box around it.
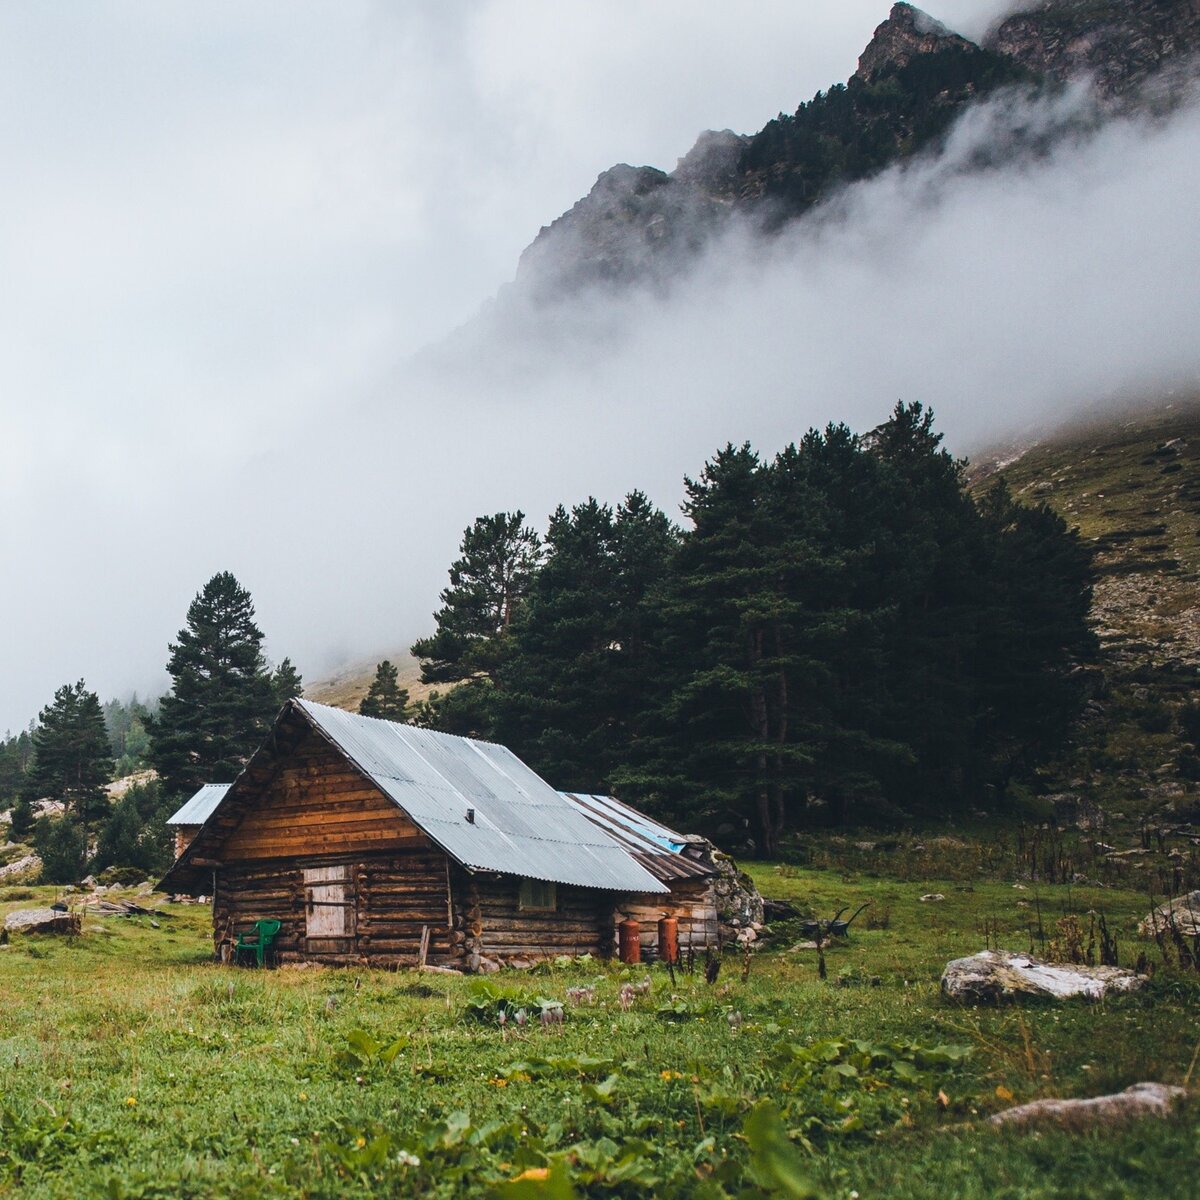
[519,878,557,912]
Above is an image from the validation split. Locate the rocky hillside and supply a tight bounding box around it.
[514,1,1198,302]
[975,398,1200,830]
[987,0,1200,101]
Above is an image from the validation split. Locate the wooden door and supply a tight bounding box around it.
[304,864,356,951]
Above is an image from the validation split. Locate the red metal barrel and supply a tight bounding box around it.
[657,915,679,965]
[618,917,641,963]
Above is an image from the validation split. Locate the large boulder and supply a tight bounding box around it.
[990,1083,1187,1132]
[1139,890,1200,938]
[941,950,1145,1002]
[4,907,80,935]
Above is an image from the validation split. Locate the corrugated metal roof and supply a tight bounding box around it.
[295,701,666,894]
[166,783,232,826]
[560,792,715,884]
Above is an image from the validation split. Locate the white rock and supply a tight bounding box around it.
[941,950,1145,1003]
[4,908,78,934]
[990,1083,1186,1132]
[1139,891,1200,938]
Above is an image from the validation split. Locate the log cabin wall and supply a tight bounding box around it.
[617,878,720,957]
[220,732,428,862]
[450,870,615,967]
[213,848,463,967]
[174,826,200,859]
[209,729,463,966]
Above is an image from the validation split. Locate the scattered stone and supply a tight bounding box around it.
[1139,891,1200,938]
[941,950,1146,1003]
[920,894,946,903]
[990,1083,1187,1132]
[789,941,820,952]
[4,907,81,935]
[0,853,41,882]
[854,841,877,851]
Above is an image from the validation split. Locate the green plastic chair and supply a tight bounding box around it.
[234,919,281,967]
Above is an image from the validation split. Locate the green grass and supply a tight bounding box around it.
[0,868,1196,1199]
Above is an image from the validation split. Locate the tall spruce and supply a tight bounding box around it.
[148,572,278,800]
[495,493,678,791]
[22,680,113,825]
[359,661,411,722]
[411,512,542,738]
[271,658,304,709]
[411,512,542,685]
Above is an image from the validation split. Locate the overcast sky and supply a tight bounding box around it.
[1,1,1196,733]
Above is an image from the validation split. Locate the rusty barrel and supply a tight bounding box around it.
[657,915,679,965]
[618,917,641,963]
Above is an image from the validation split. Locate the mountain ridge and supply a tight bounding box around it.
[510,1,1198,304]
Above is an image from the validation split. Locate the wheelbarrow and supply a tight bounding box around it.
[797,903,871,940]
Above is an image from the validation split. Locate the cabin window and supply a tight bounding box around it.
[304,864,356,941]
[519,878,557,912]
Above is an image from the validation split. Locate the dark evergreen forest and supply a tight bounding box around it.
[412,405,1095,855]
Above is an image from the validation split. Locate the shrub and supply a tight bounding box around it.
[32,817,87,885]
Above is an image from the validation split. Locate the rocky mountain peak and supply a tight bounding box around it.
[855,2,976,81]
[986,0,1200,100]
[671,129,749,196]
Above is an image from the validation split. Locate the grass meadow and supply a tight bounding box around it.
[0,860,1196,1199]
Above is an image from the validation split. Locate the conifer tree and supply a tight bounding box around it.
[148,572,278,801]
[411,512,542,686]
[22,680,113,825]
[33,815,88,884]
[359,661,411,722]
[271,658,304,709]
[495,493,678,791]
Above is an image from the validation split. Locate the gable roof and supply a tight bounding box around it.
[160,699,666,895]
[559,792,716,884]
[165,783,231,827]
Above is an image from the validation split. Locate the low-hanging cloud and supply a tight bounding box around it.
[225,80,1200,705]
[0,3,1196,734]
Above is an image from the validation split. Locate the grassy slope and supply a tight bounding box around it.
[0,866,1195,1199]
[973,400,1200,829]
[304,650,434,714]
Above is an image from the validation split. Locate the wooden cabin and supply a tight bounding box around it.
[158,699,669,968]
[559,792,720,957]
[165,783,231,859]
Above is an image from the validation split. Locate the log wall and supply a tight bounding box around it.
[220,734,425,862]
[450,870,614,967]
[618,878,720,957]
[213,848,463,967]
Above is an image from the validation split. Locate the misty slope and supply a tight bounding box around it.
[976,400,1200,825]
[512,0,1199,303]
[305,651,431,714]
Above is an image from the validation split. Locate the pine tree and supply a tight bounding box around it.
[33,816,88,884]
[271,658,304,709]
[359,661,411,722]
[22,680,113,825]
[496,493,678,792]
[148,572,278,801]
[93,780,171,874]
[411,512,542,686]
